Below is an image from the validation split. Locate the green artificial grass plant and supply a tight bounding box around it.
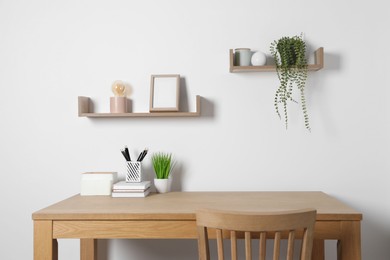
[152,152,175,179]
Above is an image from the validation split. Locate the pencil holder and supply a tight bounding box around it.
[126,161,142,182]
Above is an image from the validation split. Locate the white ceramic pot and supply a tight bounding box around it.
[251,51,267,66]
[154,177,172,193]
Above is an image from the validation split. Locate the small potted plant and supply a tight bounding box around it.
[270,34,310,131]
[152,152,175,193]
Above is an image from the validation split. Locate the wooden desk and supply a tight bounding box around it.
[32,192,362,260]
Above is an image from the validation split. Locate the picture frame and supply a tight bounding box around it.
[149,74,180,112]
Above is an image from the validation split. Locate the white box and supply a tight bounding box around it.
[81,172,118,196]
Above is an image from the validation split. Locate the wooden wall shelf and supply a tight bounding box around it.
[229,47,324,73]
[78,95,201,118]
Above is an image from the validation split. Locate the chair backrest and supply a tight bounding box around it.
[196,208,316,260]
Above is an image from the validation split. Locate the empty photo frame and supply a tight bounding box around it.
[149,74,180,112]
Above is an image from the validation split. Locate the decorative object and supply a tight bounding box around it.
[154,178,172,194]
[120,146,148,183]
[149,74,180,112]
[234,48,252,66]
[80,172,118,196]
[126,161,142,182]
[110,80,127,113]
[152,152,175,193]
[251,51,267,66]
[270,34,310,131]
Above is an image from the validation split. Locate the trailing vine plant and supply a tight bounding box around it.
[270,34,310,131]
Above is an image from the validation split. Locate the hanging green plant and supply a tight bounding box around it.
[270,34,310,131]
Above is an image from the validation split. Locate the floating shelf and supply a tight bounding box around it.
[78,95,201,118]
[229,47,324,73]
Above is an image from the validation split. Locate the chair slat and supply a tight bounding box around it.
[245,231,252,260]
[273,231,281,260]
[259,232,266,260]
[301,228,315,260]
[197,226,209,260]
[287,230,295,260]
[231,231,237,260]
[216,229,224,260]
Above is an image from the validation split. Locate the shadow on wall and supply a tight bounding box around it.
[323,52,341,71]
[171,163,183,192]
[180,77,215,117]
[306,51,342,135]
[199,97,215,117]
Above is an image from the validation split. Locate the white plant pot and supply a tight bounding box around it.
[154,177,172,193]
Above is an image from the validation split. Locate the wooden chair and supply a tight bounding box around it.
[196,208,317,260]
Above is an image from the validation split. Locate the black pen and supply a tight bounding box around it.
[138,148,148,162]
[137,149,144,161]
[125,146,131,161]
[121,150,129,161]
[141,149,148,161]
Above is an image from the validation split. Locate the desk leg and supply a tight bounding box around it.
[34,220,58,260]
[81,239,97,260]
[337,221,361,260]
[312,239,325,260]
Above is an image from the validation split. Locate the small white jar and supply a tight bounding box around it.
[234,48,252,66]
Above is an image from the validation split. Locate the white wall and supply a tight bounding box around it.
[1,0,389,259]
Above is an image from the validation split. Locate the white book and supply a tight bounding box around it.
[113,189,147,193]
[112,188,150,198]
[113,181,151,190]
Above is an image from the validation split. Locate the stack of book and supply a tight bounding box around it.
[112,181,151,198]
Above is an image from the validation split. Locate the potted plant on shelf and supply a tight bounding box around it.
[152,152,175,193]
[270,34,310,131]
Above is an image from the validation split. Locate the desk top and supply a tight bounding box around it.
[32,191,362,221]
